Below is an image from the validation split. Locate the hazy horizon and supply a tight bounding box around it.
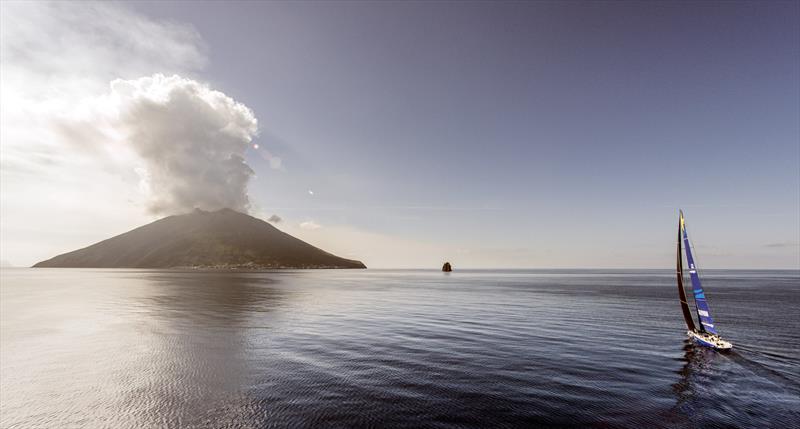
[2,1,798,269]
[3,207,798,270]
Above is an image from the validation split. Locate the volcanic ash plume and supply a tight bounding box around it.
[69,74,259,214]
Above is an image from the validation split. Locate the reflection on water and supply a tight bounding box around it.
[1,268,799,428]
[117,272,291,428]
[1,270,295,428]
[672,343,714,417]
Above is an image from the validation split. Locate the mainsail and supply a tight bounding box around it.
[676,211,697,332]
[680,213,718,335]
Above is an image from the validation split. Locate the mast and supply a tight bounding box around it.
[681,213,719,335]
[677,210,697,332]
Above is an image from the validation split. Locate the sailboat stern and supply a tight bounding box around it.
[687,330,733,350]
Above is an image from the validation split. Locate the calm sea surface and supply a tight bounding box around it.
[1,268,798,428]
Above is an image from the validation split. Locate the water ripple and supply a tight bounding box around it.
[1,268,798,428]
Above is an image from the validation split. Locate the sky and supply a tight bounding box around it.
[1,1,798,269]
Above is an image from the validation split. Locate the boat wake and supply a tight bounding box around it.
[721,347,800,391]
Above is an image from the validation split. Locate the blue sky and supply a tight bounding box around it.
[1,1,798,268]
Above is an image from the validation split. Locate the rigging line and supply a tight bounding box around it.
[688,232,707,287]
[684,221,703,279]
[684,219,708,278]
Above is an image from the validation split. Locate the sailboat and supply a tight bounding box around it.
[676,210,732,350]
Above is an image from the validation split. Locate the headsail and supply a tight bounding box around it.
[680,214,718,335]
[677,211,697,331]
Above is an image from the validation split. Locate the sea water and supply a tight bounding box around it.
[1,268,798,428]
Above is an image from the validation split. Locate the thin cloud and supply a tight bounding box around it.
[255,148,283,170]
[763,242,799,248]
[300,221,321,230]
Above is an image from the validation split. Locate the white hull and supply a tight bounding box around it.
[687,330,732,350]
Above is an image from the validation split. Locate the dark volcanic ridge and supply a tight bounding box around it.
[34,208,366,269]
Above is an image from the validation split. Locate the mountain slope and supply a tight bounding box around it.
[34,209,366,269]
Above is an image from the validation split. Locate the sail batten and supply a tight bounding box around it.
[680,214,719,335]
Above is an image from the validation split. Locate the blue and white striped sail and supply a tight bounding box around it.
[681,220,718,335]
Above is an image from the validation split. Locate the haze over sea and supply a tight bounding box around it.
[1,268,798,428]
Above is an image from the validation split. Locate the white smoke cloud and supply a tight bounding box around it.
[54,74,259,214]
[129,75,258,213]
